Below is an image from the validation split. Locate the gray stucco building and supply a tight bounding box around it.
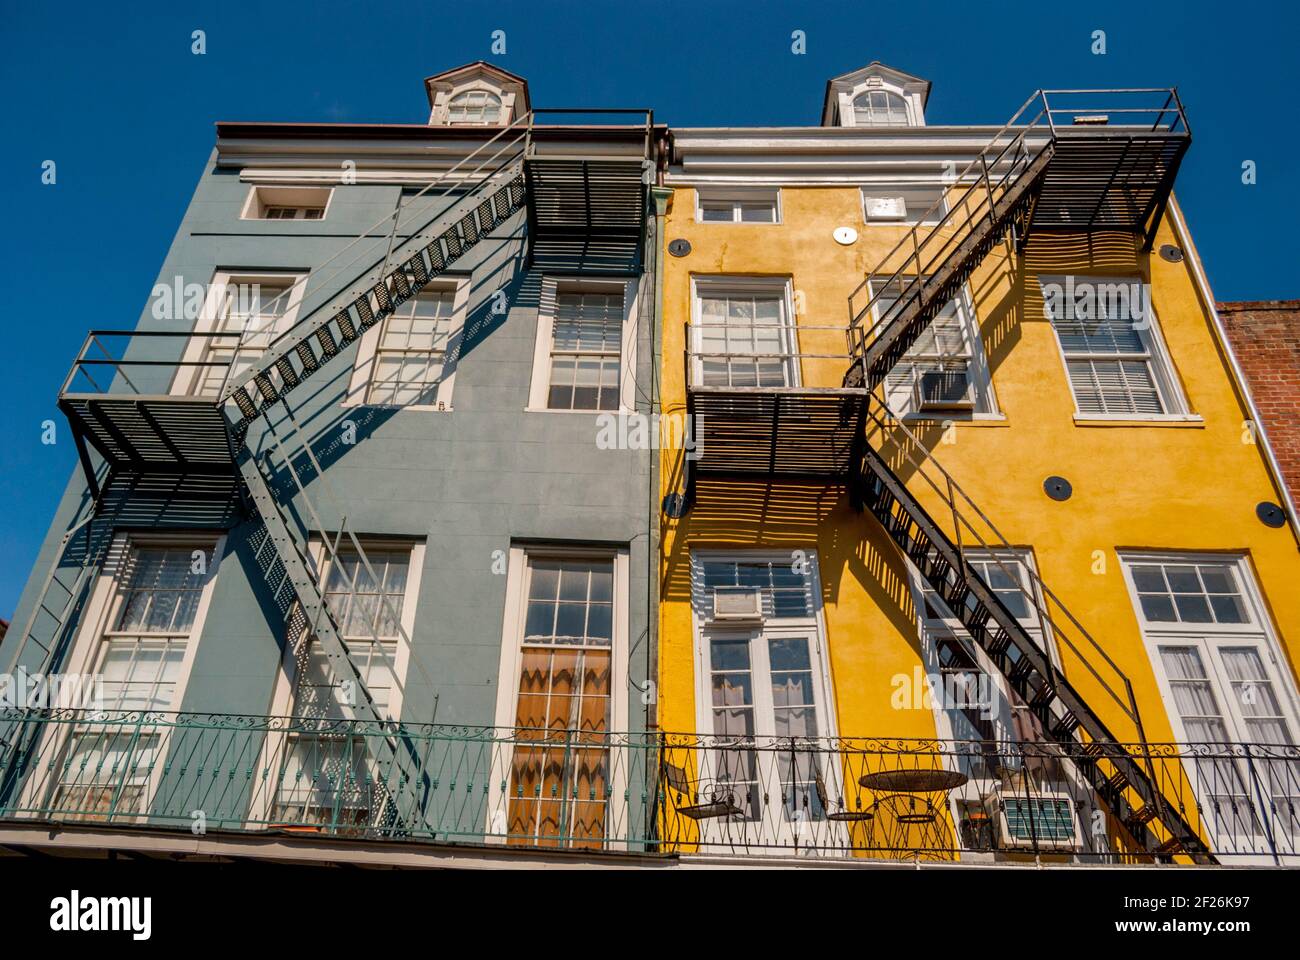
[1,62,667,861]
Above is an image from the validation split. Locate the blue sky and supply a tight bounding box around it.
[1,0,1296,618]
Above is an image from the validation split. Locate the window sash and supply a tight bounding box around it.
[696,192,779,224]
[1044,283,1175,416]
[546,291,624,410]
[193,277,301,397]
[448,90,502,123]
[695,291,793,388]
[366,289,455,406]
[853,90,910,126]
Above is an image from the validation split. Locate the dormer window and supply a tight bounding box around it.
[853,90,911,127]
[822,62,929,128]
[448,89,502,124]
[424,62,528,127]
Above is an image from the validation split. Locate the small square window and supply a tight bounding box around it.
[243,185,332,221]
[862,184,947,225]
[695,188,780,224]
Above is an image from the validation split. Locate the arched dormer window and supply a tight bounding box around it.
[447,89,502,124]
[853,90,910,126]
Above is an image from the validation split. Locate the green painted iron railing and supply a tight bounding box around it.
[1,709,1295,864]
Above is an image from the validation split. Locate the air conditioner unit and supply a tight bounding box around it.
[865,195,907,220]
[711,588,764,622]
[914,367,975,411]
[989,789,1080,850]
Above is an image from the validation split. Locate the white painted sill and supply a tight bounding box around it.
[524,406,637,416]
[899,412,1008,425]
[1072,413,1204,426]
[341,401,454,413]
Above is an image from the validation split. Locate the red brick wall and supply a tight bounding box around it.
[1217,300,1300,513]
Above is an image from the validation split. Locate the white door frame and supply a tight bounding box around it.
[1119,551,1300,864]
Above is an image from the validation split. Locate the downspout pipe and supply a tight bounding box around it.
[1167,195,1300,550]
[646,182,672,732]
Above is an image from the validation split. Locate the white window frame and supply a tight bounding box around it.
[687,549,845,852]
[249,537,425,825]
[1040,275,1194,422]
[446,88,504,125]
[21,532,225,818]
[906,547,1059,752]
[240,185,334,221]
[869,279,999,419]
[849,88,915,127]
[487,545,632,848]
[1120,552,1300,862]
[905,548,1109,859]
[171,270,308,398]
[690,275,802,389]
[343,275,469,411]
[526,277,639,414]
[861,183,948,226]
[694,187,782,225]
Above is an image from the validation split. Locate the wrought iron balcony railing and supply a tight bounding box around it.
[0,710,1294,865]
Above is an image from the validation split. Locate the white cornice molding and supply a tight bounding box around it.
[216,135,645,169]
[667,126,1050,184]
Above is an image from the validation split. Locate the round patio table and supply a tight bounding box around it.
[858,768,969,792]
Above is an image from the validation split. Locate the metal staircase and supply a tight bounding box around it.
[847,88,1189,391]
[847,90,1209,861]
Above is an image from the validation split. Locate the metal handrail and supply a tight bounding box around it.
[218,116,536,401]
[60,330,238,398]
[2,708,1290,862]
[682,320,861,388]
[846,89,1188,366]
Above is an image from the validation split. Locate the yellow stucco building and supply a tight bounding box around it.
[654,63,1300,864]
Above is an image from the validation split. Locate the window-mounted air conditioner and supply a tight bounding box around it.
[865,195,908,220]
[711,588,764,623]
[988,789,1080,850]
[914,367,975,411]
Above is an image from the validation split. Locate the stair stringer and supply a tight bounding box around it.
[857,445,1215,863]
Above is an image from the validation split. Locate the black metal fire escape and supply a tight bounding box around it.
[685,89,1210,862]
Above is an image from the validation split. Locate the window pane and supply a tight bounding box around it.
[521,558,614,648]
[547,292,623,410]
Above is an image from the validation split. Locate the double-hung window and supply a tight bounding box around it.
[270,544,419,829]
[49,538,219,820]
[181,272,306,398]
[871,279,995,416]
[548,292,623,410]
[913,550,1053,721]
[366,286,457,407]
[529,279,634,412]
[1042,276,1184,417]
[692,278,796,388]
[1123,554,1299,859]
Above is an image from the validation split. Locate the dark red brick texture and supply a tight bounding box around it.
[1217,300,1300,513]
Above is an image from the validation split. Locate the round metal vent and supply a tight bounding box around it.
[668,239,692,258]
[1256,501,1286,528]
[1158,243,1184,263]
[833,226,858,246]
[1044,476,1073,502]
